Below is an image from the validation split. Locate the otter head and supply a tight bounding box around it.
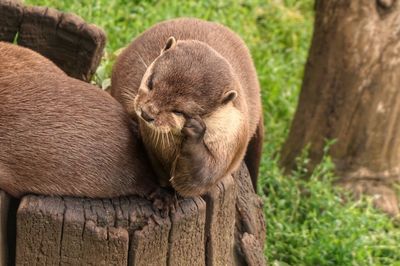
[133,36,239,136]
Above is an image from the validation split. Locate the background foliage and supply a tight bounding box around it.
[25,0,400,264]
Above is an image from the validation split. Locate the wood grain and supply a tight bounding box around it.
[14,165,264,265]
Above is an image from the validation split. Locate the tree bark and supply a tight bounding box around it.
[281,0,400,215]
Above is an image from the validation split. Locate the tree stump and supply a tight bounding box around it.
[234,164,266,266]
[0,0,105,81]
[0,191,10,266]
[0,0,23,42]
[12,163,265,265]
[281,0,400,215]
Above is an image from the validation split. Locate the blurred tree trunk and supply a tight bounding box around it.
[281,0,400,216]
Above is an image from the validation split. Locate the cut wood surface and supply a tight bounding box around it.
[14,163,265,265]
[0,0,105,81]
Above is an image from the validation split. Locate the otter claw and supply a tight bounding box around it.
[148,187,177,217]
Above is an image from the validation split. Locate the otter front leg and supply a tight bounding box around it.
[171,116,218,197]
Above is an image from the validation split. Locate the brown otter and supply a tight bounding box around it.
[111,18,263,197]
[0,42,157,198]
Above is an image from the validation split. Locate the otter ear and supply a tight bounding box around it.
[162,36,177,53]
[222,90,238,104]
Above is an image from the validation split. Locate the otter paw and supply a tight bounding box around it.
[147,187,178,218]
[170,175,212,197]
[182,115,206,143]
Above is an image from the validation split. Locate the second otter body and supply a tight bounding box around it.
[0,42,157,198]
[112,18,262,197]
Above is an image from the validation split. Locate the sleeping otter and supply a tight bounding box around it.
[111,18,263,197]
[0,42,157,198]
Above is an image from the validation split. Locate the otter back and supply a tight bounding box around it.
[0,42,156,198]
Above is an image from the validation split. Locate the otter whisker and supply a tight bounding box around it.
[151,128,156,147]
[164,131,168,148]
[121,92,139,113]
[157,130,161,148]
[153,129,157,147]
[166,131,171,147]
[135,51,148,69]
[151,128,157,146]
[171,131,176,145]
[159,132,163,148]
[155,130,159,147]
[163,131,168,148]
[170,131,174,147]
[121,86,137,101]
[161,131,165,148]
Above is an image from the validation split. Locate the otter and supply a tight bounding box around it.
[0,41,65,76]
[0,42,158,198]
[111,18,263,197]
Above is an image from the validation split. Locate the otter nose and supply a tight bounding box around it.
[141,109,155,122]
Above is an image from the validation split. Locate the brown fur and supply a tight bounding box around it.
[111,18,262,196]
[0,42,157,198]
[0,42,65,76]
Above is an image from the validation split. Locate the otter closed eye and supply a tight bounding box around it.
[172,110,184,116]
[147,73,154,90]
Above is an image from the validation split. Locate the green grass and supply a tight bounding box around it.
[25,0,400,264]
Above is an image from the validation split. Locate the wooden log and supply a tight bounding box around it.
[0,0,23,42]
[14,163,265,265]
[203,175,236,266]
[15,5,105,81]
[0,1,105,81]
[234,163,266,245]
[15,196,207,265]
[60,198,129,265]
[240,233,266,266]
[167,197,206,266]
[234,163,266,266]
[17,196,140,265]
[0,0,106,81]
[16,196,65,265]
[128,197,171,266]
[0,191,10,266]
